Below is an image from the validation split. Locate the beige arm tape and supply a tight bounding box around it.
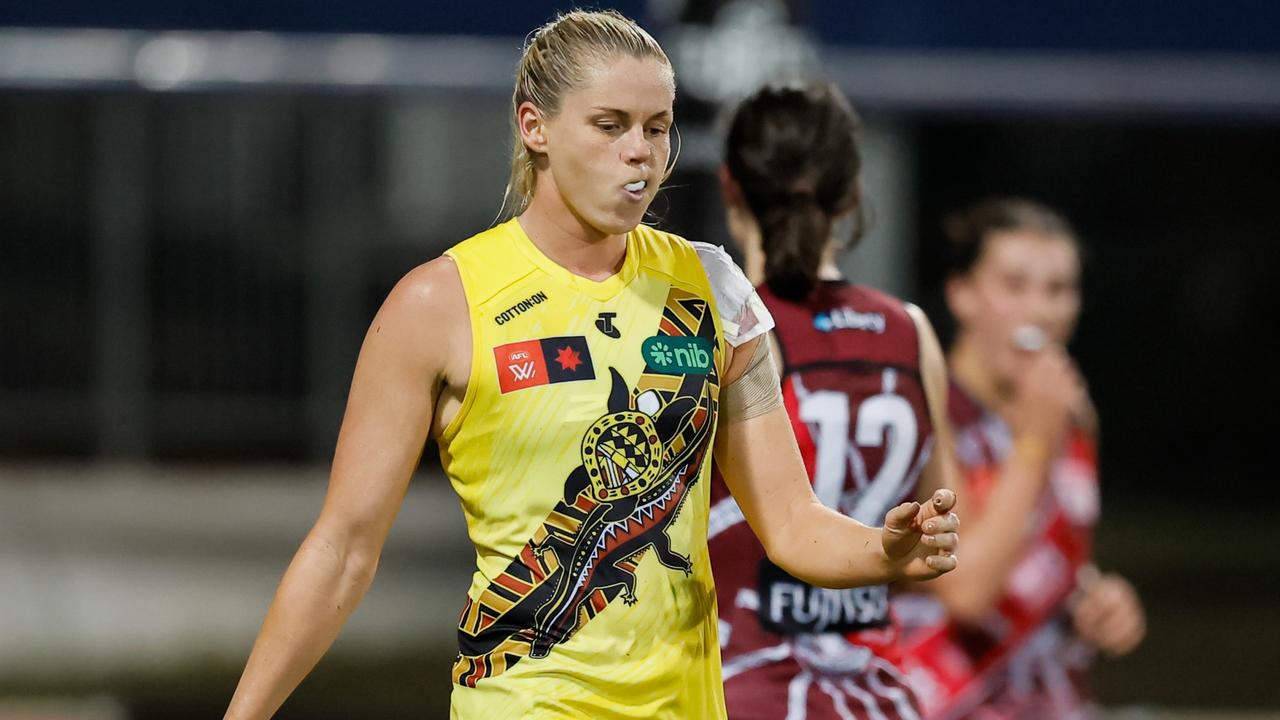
[722,336,784,422]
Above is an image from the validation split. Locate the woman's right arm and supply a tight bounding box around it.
[225,257,466,720]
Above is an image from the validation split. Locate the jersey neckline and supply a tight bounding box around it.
[505,218,639,302]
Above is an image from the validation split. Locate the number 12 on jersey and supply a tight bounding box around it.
[793,368,924,526]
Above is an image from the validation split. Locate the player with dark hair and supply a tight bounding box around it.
[894,197,1145,719]
[708,81,961,719]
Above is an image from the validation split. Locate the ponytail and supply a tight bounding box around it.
[724,82,861,302]
[760,195,830,301]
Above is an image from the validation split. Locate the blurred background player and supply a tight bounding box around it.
[707,81,960,720]
[893,198,1145,719]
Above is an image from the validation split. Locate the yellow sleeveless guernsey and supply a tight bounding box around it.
[440,219,729,719]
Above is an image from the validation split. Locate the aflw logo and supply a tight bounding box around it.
[506,349,537,381]
[509,362,537,381]
[493,336,595,394]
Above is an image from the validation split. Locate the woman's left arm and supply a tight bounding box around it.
[713,335,958,589]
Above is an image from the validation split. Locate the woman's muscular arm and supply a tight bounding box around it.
[715,335,959,589]
[225,257,469,720]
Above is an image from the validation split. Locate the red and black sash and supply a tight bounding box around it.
[893,429,1097,718]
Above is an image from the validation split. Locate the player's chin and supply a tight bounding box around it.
[603,199,652,232]
[994,349,1024,384]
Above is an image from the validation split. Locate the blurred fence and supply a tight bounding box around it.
[1,89,513,461]
[5,23,1280,464]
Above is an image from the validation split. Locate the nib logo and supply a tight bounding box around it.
[642,336,713,375]
[646,340,674,366]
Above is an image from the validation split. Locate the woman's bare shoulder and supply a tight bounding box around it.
[389,256,465,309]
[369,256,469,362]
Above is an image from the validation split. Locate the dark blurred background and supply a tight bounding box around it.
[2,1,1277,718]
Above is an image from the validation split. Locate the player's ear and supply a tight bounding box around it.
[945,276,976,325]
[518,101,548,154]
[718,165,744,209]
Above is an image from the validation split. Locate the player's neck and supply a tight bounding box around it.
[727,205,765,286]
[738,216,844,287]
[518,184,628,282]
[949,335,1008,410]
[817,243,843,281]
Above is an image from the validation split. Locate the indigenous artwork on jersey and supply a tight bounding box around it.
[452,288,721,687]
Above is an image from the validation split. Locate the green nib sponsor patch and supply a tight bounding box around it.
[642,336,713,375]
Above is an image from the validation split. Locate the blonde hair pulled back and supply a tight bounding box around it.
[501,10,672,219]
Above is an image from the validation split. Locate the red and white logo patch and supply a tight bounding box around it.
[493,336,596,394]
[495,339,549,394]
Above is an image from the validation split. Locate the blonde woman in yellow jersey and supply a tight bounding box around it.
[224,11,958,720]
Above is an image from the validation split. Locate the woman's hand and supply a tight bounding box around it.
[1071,571,1145,656]
[879,489,959,582]
[1005,347,1084,461]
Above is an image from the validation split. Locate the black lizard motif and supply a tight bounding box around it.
[452,289,719,687]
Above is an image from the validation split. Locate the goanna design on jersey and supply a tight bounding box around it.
[452,287,721,687]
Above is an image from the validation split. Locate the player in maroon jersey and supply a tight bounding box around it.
[707,82,964,720]
[893,198,1146,719]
